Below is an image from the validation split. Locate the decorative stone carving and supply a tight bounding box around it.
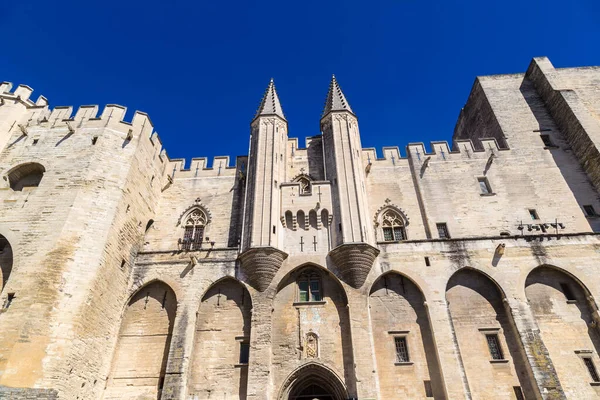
[239,246,288,292]
[305,332,318,359]
[328,243,380,289]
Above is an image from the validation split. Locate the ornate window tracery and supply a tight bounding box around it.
[381,209,406,241]
[181,208,207,250]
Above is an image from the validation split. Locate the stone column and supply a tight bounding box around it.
[506,297,566,400]
[247,289,274,400]
[161,303,195,400]
[426,298,470,400]
[347,288,378,399]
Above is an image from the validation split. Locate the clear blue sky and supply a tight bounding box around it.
[2,1,599,166]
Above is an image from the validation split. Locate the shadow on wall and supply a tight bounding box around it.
[520,80,600,232]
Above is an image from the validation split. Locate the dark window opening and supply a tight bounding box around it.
[239,342,250,364]
[120,260,126,269]
[436,223,450,239]
[32,139,39,145]
[338,223,342,232]
[272,225,276,234]
[92,136,98,145]
[541,134,555,147]
[158,376,165,390]
[424,257,431,266]
[584,205,598,217]
[145,219,154,233]
[424,381,433,398]
[486,334,504,360]
[3,293,15,309]
[560,283,576,301]
[181,209,207,251]
[529,209,539,220]
[478,177,492,194]
[394,336,409,362]
[513,386,525,400]
[584,357,600,382]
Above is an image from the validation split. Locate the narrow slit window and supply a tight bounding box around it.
[541,134,555,147]
[529,209,539,220]
[478,177,492,194]
[394,336,409,363]
[424,381,433,397]
[486,334,504,360]
[239,342,250,364]
[92,136,98,145]
[513,386,525,400]
[436,223,450,239]
[560,283,576,301]
[424,256,431,266]
[584,357,600,382]
[584,205,598,217]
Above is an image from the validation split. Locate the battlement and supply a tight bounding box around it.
[166,155,247,179]
[0,82,48,107]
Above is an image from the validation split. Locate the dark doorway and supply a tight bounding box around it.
[290,383,334,400]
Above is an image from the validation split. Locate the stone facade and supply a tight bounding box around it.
[1,57,600,399]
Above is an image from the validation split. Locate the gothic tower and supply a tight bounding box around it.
[239,80,289,291]
[320,76,379,288]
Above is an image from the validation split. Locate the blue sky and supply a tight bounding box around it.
[2,1,599,166]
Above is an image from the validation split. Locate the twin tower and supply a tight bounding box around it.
[239,77,379,291]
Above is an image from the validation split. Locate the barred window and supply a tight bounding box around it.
[436,223,450,239]
[181,209,207,250]
[486,334,504,360]
[394,337,409,363]
[298,271,322,302]
[584,357,600,382]
[381,209,406,241]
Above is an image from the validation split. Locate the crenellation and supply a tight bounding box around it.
[3,57,600,400]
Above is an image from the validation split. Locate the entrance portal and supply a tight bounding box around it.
[279,363,348,400]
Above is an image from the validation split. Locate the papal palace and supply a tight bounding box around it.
[1,57,600,400]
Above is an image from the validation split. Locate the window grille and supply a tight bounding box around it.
[486,334,504,360]
[298,272,322,302]
[239,342,250,364]
[395,337,409,362]
[181,209,207,250]
[436,223,450,239]
[584,357,600,382]
[381,209,406,241]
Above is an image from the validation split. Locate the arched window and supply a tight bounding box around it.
[7,162,45,191]
[181,209,207,250]
[295,176,311,195]
[380,209,406,241]
[298,270,322,302]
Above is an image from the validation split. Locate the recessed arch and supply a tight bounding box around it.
[278,362,348,400]
[525,265,600,397]
[446,268,537,399]
[0,234,13,293]
[189,277,252,399]
[272,263,354,396]
[6,162,45,191]
[369,271,445,398]
[105,280,177,400]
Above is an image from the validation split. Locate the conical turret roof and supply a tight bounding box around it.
[322,75,354,117]
[254,79,286,121]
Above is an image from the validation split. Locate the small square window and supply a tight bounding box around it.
[541,134,555,147]
[528,209,539,220]
[436,223,450,239]
[239,342,250,364]
[584,357,600,382]
[478,177,492,195]
[584,205,598,217]
[486,334,504,360]
[394,336,409,363]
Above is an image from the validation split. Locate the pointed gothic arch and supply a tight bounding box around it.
[374,203,409,242]
[177,199,211,251]
[292,173,314,195]
[369,272,444,398]
[278,362,349,400]
[105,281,177,400]
[525,265,600,397]
[446,268,536,399]
[0,234,13,294]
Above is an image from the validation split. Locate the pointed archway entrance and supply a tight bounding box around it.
[279,363,348,400]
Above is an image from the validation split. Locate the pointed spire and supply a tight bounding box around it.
[254,79,286,121]
[322,75,354,117]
